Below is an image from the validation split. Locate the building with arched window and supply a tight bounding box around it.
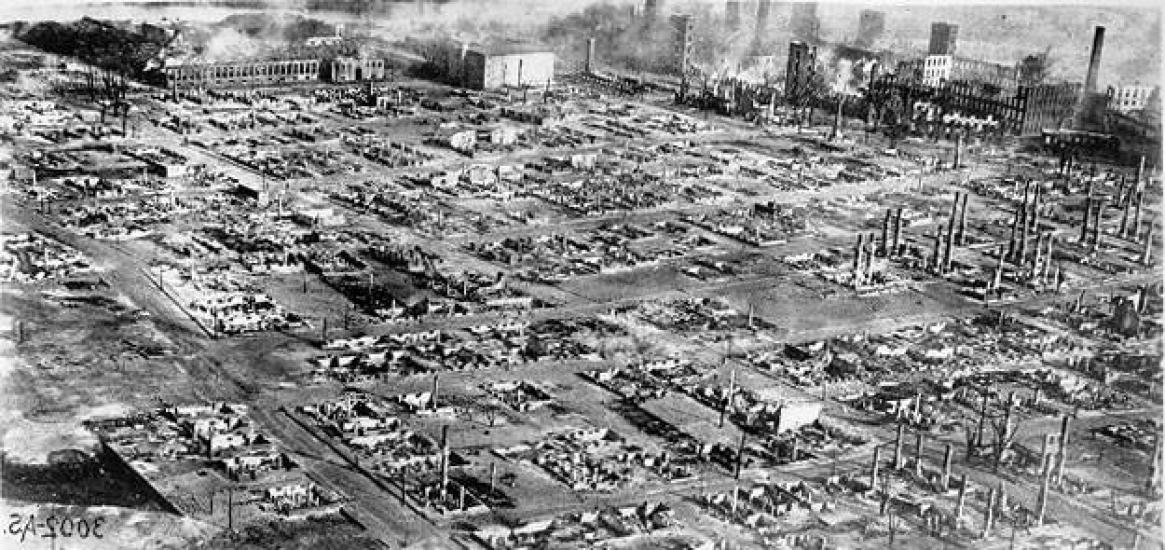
[163,59,321,89]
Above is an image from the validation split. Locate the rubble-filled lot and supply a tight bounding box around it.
[3,27,1161,549]
[86,402,347,526]
[1,231,93,282]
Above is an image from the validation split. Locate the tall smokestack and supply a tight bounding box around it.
[1084,26,1105,94]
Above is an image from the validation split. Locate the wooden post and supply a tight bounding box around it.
[914,431,924,476]
[892,207,903,256]
[976,393,988,453]
[944,194,958,272]
[881,209,892,256]
[1080,195,1093,243]
[932,227,944,274]
[1147,434,1161,494]
[957,192,969,246]
[489,462,497,497]
[1037,454,1050,525]
[734,431,746,479]
[720,367,736,429]
[955,473,968,522]
[894,424,904,470]
[941,444,953,490]
[440,425,450,499]
[982,487,995,538]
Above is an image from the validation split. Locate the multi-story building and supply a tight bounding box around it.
[928,22,958,55]
[919,55,952,87]
[1017,52,1047,86]
[910,55,1017,93]
[1107,85,1157,114]
[785,41,818,99]
[330,57,385,82]
[433,42,556,90]
[1020,82,1081,136]
[469,49,555,90]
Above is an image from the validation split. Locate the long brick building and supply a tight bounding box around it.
[163,59,322,89]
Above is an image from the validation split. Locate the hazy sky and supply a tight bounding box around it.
[1,0,1159,85]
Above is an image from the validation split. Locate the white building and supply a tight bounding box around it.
[1108,84,1157,114]
[921,55,953,87]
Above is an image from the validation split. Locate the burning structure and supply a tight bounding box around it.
[868,71,1078,137]
[785,41,818,100]
[867,19,1093,139]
